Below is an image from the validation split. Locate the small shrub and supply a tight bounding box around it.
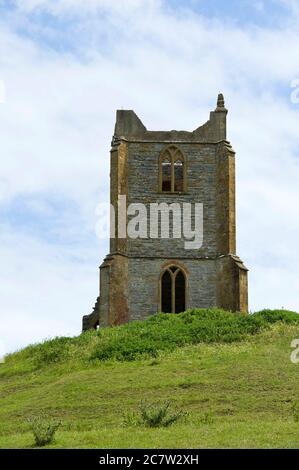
[138,401,185,428]
[253,310,299,324]
[28,415,61,447]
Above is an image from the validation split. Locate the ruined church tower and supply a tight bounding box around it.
[83,94,248,330]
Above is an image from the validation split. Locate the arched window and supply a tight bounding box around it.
[161,266,186,313]
[159,146,186,193]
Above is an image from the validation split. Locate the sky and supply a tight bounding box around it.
[0,0,299,354]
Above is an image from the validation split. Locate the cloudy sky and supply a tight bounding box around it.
[0,0,299,354]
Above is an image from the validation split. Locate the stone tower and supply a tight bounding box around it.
[83,94,248,330]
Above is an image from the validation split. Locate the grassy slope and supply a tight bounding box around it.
[0,310,299,449]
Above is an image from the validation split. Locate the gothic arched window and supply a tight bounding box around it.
[159,146,186,193]
[161,266,186,313]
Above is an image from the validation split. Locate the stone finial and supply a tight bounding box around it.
[215,93,228,113]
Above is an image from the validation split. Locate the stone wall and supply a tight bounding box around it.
[126,142,219,259]
[216,255,248,313]
[127,257,217,321]
[216,141,236,255]
[105,254,129,325]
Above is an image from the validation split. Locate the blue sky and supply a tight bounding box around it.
[0,0,299,353]
[0,0,296,54]
[170,0,292,26]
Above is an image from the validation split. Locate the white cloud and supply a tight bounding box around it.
[0,1,299,352]
[0,223,107,352]
[12,0,160,16]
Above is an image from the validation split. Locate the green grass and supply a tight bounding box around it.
[0,309,299,449]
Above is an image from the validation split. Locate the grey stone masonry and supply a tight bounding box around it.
[82,94,248,330]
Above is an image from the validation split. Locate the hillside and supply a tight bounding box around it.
[0,309,299,449]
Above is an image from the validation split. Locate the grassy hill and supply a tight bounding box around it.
[0,309,299,449]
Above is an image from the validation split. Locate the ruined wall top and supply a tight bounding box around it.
[113,94,228,144]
